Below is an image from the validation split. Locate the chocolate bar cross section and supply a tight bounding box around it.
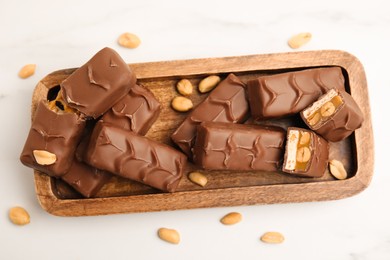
[85,122,187,192]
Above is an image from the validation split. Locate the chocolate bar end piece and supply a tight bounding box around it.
[301,89,364,142]
[282,127,329,178]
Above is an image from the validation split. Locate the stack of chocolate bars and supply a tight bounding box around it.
[20,48,364,198]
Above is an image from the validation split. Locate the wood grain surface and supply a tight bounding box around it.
[31,50,374,216]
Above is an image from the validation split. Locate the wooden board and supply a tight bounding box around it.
[31,50,374,216]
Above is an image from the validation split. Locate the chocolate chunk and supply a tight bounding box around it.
[247,67,345,120]
[61,160,111,198]
[193,122,285,171]
[20,100,86,177]
[101,84,161,135]
[85,122,187,192]
[171,73,249,157]
[300,89,363,142]
[61,47,136,118]
[282,127,329,178]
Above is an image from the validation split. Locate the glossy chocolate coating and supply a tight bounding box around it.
[61,47,136,118]
[171,73,249,157]
[193,122,285,171]
[282,127,329,178]
[20,101,86,177]
[301,90,363,142]
[61,159,111,198]
[85,122,186,192]
[101,84,161,135]
[247,67,345,119]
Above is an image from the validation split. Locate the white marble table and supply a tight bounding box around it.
[1,0,389,259]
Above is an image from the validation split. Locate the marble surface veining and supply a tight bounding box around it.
[0,0,389,259]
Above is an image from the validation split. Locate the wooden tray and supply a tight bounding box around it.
[32,50,374,216]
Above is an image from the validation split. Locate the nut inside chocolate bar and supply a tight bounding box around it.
[284,129,312,172]
[302,89,344,129]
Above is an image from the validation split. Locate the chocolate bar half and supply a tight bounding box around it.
[300,89,363,142]
[61,159,111,198]
[282,127,329,178]
[85,122,187,192]
[171,73,249,157]
[61,47,137,118]
[193,122,285,171]
[247,67,345,120]
[20,100,86,177]
[101,84,161,135]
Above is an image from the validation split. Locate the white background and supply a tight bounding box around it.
[1,0,389,259]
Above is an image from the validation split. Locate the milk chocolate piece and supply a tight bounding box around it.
[247,67,345,120]
[101,84,161,135]
[171,73,249,157]
[85,123,186,192]
[193,122,285,171]
[282,127,329,178]
[61,47,136,118]
[301,89,363,142]
[20,101,86,177]
[61,160,111,198]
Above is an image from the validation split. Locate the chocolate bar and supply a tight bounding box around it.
[61,159,111,198]
[193,122,285,171]
[171,73,249,157]
[85,122,187,192]
[282,127,329,178]
[20,100,86,177]
[101,84,161,135]
[61,47,136,118]
[247,67,345,120]
[300,89,363,142]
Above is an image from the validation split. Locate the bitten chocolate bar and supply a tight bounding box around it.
[61,159,111,198]
[193,122,285,171]
[61,47,137,118]
[85,122,187,192]
[300,89,363,142]
[282,127,329,178]
[20,100,85,177]
[247,67,345,120]
[101,84,161,135]
[171,73,249,157]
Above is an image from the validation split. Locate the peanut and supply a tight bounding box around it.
[18,64,36,79]
[320,102,336,117]
[308,112,321,126]
[9,207,30,226]
[188,172,207,187]
[329,160,348,180]
[288,32,312,49]
[299,132,311,146]
[158,228,180,244]
[260,232,285,244]
[198,75,221,93]
[171,96,193,112]
[296,147,311,163]
[118,33,141,49]
[220,212,242,225]
[33,150,57,165]
[176,79,193,96]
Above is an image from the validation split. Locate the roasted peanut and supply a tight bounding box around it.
[9,207,30,226]
[18,64,36,79]
[296,147,311,163]
[188,172,208,187]
[171,96,193,112]
[176,79,193,96]
[33,150,57,165]
[118,33,141,49]
[260,232,285,244]
[220,212,242,225]
[288,33,312,49]
[320,102,336,117]
[308,112,321,126]
[158,228,180,244]
[329,160,348,180]
[198,75,221,93]
[299,132,311,146]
